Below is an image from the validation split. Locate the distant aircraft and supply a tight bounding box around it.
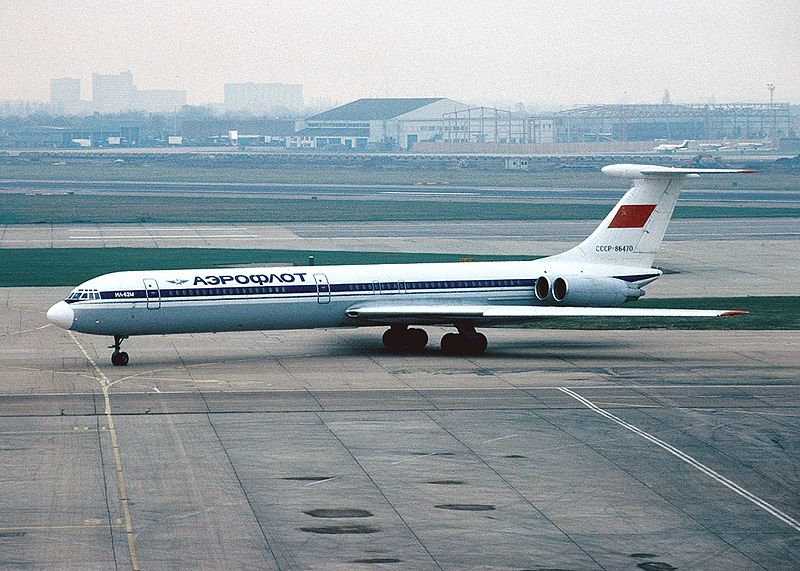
[47,164,753,365]
[653,140,690,153]
[734,141,766,150]
[696,142,724,151]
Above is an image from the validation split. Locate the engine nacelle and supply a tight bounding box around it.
[535,275,643,307]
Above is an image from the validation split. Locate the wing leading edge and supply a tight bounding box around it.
[346,304,747,324]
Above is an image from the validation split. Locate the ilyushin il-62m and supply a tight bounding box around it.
[47,164,753,366]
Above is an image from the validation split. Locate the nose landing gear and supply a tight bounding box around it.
[109,335,129,366]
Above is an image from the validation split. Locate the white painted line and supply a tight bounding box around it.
[558,386,800,533]
[304,476,338,487]
[0,323,51,337]
[481,434,519,443]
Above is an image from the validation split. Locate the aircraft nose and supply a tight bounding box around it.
[47,301,74,330]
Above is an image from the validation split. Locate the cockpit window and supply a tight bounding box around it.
[65,289,100,301]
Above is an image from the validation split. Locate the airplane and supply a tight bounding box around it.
[696,142,725,151]
[652,140,690,153]
[719,139,771,152]
[47,164,754,366]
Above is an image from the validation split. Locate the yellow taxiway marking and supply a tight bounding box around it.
[69,332,140,571]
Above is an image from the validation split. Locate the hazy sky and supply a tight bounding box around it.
[2,0,798,107]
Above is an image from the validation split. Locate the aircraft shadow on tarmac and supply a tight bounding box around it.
[94,332,720,367]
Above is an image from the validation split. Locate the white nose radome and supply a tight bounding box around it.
[47,301,74,330]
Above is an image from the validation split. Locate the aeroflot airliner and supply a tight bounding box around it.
[47,164,753,366]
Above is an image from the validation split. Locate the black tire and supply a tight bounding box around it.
[111,351,129,366]
[382,328,405,353]
[468,333,488,355]
[441,333,461,355]
[407,328,428,352]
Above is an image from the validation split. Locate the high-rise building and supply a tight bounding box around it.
[91,71,186,113]
[50,78,83,114]
[224,83,303,116]
[92,71,136,113]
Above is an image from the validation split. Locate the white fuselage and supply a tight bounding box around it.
[50,259,657,336]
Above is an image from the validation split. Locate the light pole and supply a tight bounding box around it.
[766,84,776,137]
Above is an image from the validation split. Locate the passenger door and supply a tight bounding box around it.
[143,279,160,310]
[314,274,330,304]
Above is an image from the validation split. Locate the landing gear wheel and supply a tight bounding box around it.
[441,333,461,355]
[407,328,428,352]
[469,333,488,355]
[441,332,487,356]
[109,335,130,366]
[382,328,406,353]
[383,327,429,353]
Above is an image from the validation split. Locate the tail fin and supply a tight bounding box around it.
[551,164,756,268]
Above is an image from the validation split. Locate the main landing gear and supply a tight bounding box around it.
[381,323,488,356]
[382,325,429,353]
[440,322,487,356]
[109,335,129,366]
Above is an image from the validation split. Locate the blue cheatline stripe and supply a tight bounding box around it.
[87,278,538,303]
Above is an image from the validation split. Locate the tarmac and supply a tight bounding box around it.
[1,287,799,570]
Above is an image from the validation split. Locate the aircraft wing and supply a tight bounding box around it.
[346,304,746,324]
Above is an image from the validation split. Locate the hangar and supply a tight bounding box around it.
[293,97,468,150]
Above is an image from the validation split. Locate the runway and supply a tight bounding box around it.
[1,288,799,569]
[3,179,800,205]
